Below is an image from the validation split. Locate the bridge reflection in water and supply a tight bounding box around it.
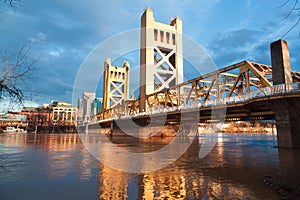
[1,133,299,199]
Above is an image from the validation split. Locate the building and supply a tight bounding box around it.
[91,97,103,117]
[15,106,52,132]
[77,98,83,124]
[50,101,77,132]
[82,92,96,122]
[7,101,78,133]
[0,112,27,131]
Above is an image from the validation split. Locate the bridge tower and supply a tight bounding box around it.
[271,40,300,148]
[139,7,183,112]
[102,58,130,111]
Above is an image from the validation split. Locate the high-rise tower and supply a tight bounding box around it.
[102,58,130,111]
[139,7,183,112]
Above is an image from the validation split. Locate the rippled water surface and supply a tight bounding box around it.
[0,132,298,199]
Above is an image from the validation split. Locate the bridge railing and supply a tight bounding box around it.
[96,84,298,121]
[196,84,295,108]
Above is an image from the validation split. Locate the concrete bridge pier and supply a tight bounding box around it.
[275,99,300,148]
[271,40,300,148]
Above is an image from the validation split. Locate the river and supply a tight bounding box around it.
[0,132,299,199]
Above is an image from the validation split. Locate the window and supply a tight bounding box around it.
[166,32,170,44]
[53,112,58,120]
[160,31,164,42]
[172,34,176,45]
[154,29,158,41]
[67,112,72,120]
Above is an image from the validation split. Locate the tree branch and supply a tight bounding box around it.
[280,0,300,37]
[279,0,291,8]
[283,0,298,20]
[282,16,300,38]
[0,46,37,104]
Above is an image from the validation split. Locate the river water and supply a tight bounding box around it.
[0,132,299,200]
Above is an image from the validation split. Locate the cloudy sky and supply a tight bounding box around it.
[0,0,299,111]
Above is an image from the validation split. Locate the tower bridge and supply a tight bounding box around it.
[89,8,300,149]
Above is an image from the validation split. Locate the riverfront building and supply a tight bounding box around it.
[18,106,52,132]
[6,101,78,133]
[0,113,27,131]
[50,101,78,132]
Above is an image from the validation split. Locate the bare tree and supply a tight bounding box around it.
[1,0,20,7]
[280,0,300,37]
[0,0,20,13]
[0,46,37,104]
[0,0,36,106]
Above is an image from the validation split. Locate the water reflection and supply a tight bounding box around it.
[96,134,280,199]
[278,148,300,193]
[98,165,129,199]
[0,132,296,199]
[0,133,97,183]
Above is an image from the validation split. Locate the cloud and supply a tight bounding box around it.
[38,32,46,40]
[0,98,40,112]
[28,37,36,43]
[206,1,300,70]
[0,0,299,111]
[28,32,47,43]
[207,29,266,67]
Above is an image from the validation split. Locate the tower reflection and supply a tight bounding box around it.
[96,134,278,199]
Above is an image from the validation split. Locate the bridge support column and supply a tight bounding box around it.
[271,39,293,86]
[275,100,300,148]
[271,40,299,148]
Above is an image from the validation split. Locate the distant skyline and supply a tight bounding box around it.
[1,0,299,111]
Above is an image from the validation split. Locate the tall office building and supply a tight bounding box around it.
[91,97,103,117]
[77,98,83,124]
[82,92,96,122]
